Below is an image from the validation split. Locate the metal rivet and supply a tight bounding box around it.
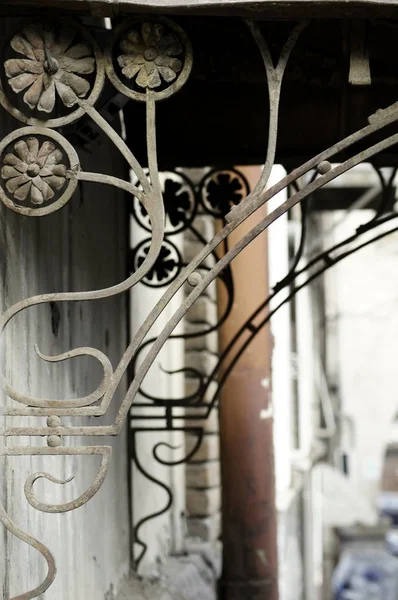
[188,272,202,286]
[317,161,332,175]
[47,435,62,448]
[47,415,61,428]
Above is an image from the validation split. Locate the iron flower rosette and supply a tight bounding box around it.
[104,17,193,102]
[0,127,79,215]
[0,20,105,127]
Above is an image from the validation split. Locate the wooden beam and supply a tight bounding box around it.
[3,0,398,18]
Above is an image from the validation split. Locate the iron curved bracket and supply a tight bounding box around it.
[0,14,398,599]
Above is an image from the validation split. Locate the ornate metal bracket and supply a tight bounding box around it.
[1,14,398,599]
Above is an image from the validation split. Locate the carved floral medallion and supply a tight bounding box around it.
[1,137,67,205]
[105,16,193,102]
[0,127,79,215]
[117,22,183,89]
[5,24,95,113]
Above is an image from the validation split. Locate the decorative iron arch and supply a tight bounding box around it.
[1,14,398,599]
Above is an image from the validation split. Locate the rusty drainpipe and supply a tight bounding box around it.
[217,166,278,600]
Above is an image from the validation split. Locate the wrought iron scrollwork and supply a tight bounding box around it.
[1,13,398,599]
[129,163,398,569]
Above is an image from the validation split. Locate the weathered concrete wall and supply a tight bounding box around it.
[0,94,130,597]
[118,541,220,600]
[278,492,304,600]
[325,209,398,504]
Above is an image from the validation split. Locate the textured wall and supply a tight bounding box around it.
[0,97,130,597]
[325,209,398,504]
[278,493,304,600]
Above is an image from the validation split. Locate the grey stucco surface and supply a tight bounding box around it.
[118,542,220,600]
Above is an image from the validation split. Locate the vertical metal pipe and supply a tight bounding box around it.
[218,167,279,600]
